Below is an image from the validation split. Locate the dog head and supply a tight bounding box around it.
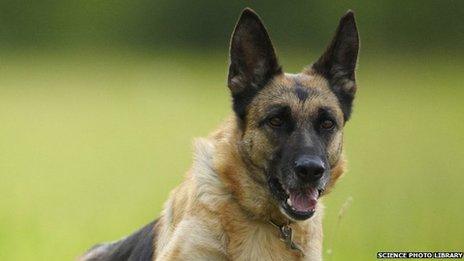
[227,8,359,221]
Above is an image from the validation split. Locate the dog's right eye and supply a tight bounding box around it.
[268,116,284,128]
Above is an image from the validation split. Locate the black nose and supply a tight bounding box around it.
[294,156,326,182]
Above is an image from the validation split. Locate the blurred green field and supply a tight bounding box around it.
[0,50,463,260]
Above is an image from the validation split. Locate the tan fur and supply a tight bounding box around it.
[154,72,347,261]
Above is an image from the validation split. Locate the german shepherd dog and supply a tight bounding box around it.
[81,7,359,261]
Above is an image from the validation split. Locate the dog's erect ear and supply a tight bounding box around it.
[228,8,282,119]
[311,10,359,122]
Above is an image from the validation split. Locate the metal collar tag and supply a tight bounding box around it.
[269,220,305,257]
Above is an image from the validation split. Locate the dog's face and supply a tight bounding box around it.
[227,9,359,220]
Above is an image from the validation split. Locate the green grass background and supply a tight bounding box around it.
[1,50,463,260]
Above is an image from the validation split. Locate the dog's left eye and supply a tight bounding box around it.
[320,119,335,130]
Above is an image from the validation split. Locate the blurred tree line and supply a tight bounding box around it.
[0,0,463,52]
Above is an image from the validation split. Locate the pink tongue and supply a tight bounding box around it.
[290,188,318,212]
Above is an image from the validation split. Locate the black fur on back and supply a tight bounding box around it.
[81,219,158,261]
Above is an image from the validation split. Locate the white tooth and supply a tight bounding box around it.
[287,198,292,206]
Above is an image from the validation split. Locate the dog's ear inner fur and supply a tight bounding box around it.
[228,8,282,120]
[311,10,359,122]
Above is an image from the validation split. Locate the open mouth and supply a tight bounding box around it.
[269,177,323,220]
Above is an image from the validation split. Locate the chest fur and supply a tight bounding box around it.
[226,222,319,261]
